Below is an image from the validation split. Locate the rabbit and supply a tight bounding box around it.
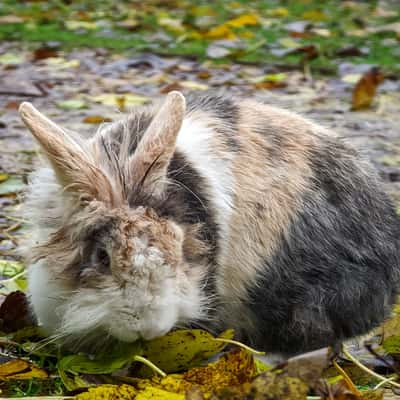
[19,91,400,356]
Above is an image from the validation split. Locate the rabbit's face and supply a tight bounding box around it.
[28,201,205,346]
[20,92,208,348]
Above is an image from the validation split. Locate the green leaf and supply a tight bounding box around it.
[57,99,87,110]
[0,175,25,195]
[58,340,143,375]
[0,260,24,278]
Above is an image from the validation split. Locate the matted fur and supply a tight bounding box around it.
[20,92,400,355]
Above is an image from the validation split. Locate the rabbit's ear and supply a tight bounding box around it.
[128,91,186,196]
[19,102,114,204]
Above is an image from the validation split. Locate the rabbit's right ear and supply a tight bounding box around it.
[19,103,115,204]
[128,91,186,196]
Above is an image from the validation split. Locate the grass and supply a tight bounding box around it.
[0,0,399,74]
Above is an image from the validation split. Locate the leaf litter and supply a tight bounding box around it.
[0,1,400,398]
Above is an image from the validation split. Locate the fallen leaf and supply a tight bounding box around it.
[0,53,25,66]
[116,18,140,30]
[379,155,400,167]
[88,93,150,108]
[158,17,185,33]
[83,116,113,124]
[57,99,87,110]
[301,10,327,21]
[206,43,232,58]
[226,14,258,28]
[65,20,99,30]
[342,74,363,84]
[0,174,9,183]
[76,384,138,400]
[182,348,257,393]
[352,68,385,110]
[0,260,24,278]
[0,15,24,24]
[0,359,47,380]
[5,101,20,110]
[180,81,209,90]
[58,340,142,375]
[0,175,26,196]
[33,47,59,61]
[44,57,80,69]
[0,291,34,333]
[139,329,234,375]
[279,37,300,49]
[205,25,236,40]
[135,386,184,400]
[287,347,331,388]
[266,8,289,17]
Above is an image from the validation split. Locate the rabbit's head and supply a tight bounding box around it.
[19,92,208,348]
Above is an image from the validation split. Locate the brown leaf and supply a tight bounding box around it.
[290,45,319,63]
[160,82,185,94]
[33,47,59,61]
[0,291,36,333]
[351,68,385,110]
[287,347,331,388]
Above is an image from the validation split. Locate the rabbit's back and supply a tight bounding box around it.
[101,93,400,354]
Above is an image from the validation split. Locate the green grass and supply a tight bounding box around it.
[0,1,399,73]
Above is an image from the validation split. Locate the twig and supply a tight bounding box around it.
[4,222,22,233]
[374,376,396,390]
[133,355,166,377]
[214,338,266,355]
[333,359,360,395]
[342,345,400,389]
[1,230,18,245]
[5,216,28,224]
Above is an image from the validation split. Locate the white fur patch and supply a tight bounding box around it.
[28,260,68,334]
[176,117,234,251]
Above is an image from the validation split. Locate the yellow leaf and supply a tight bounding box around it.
[341,73,362,84]
[0,359,48,380]
[279,37,300,49]
[351,68,385,110]
[149,349,258,398]
[83,115,113,124]
[76,384,137,400]
[204,14,258,40]
[266,7,289,17]
[0,360,29,376]
[158,17,185,33]
[7,365,48,380]
[136,386,185,400]
[190,5,216,17]
[205,24,236,40]
[226,14,259,28]
[301,10,327,21]
[139,329,234,375]
[45,57,80,69]
[65,20,98,30]
[0,173,8,183]
[180,81,209,90]
[88,93,150,108]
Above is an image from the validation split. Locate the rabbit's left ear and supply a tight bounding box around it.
[19,102,115,204]
[128,91,186,196]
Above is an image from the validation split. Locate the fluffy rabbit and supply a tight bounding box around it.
[19,91,400,355]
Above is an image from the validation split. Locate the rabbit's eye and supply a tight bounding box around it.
[94,247,110,269]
